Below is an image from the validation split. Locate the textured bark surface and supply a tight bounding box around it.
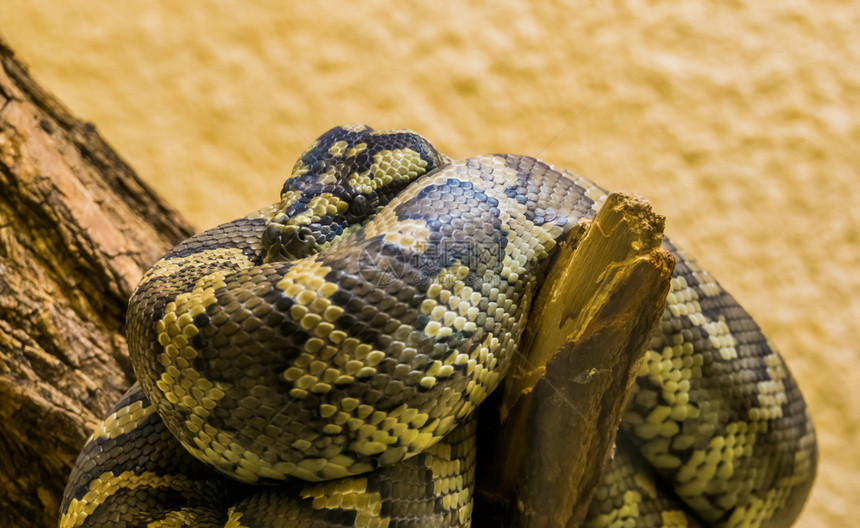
[0,35,193,528]
[474,195,674,528]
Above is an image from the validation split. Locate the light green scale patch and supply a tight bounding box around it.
[318,166,339,185]
[60,471,202,528]
[702,317,739,361]
[341,123,371,133]
[751,353,788,422]
[89,399,156,441]
[363,173,434,252]
[281,193,349,228]
[665,276,707,326]
[285,156,312,182]
[337,400,441,469]
[348,148,427,195]
[720,412,817,527]
[277,190,302,212]
[673,422,760,506]
[366,217,431,253]
[421,265,483,339]
[328,140,349,157]
[346,142,368,158]
[146,507,215,528]
[425,440,472,518]
[631,336,702,443]
[224,509,251,528]
[301,478,389,528]
[692,267,722,298]
[369,128,414,135]
[661,510,690,527]
[585,490,642,528]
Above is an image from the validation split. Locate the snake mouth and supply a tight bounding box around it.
[262,222,317,262]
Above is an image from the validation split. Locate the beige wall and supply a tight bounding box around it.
[3,1,858,525]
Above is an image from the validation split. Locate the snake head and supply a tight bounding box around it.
[261,124,449,263]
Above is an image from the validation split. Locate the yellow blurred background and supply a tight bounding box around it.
[2,1,857,525]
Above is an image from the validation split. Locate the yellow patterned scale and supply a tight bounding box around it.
[60,125,816,527]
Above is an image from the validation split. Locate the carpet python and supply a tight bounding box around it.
[60,124,817,527]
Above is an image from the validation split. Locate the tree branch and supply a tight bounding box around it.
[0,33,193,528]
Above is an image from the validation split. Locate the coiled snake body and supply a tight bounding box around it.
[60,125,817,527]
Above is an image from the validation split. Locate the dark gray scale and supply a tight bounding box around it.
[500,154,597,227]
[398,179,507,283]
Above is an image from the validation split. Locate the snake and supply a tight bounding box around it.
[59,124,817,528]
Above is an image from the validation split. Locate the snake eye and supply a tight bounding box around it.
[347,195,369,219]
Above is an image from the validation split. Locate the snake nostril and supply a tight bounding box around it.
[262,223,319,262]
[273,226,316,260]
[295,227,314,245]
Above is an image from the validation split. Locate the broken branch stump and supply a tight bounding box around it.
[474,193,675,528]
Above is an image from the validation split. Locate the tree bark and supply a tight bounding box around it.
[0,34,673,528]
[0,34,193,528]
[473,194,674,528]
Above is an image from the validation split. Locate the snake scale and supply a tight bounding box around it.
[60,124,817,527]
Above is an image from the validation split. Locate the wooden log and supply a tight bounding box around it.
[474,193,675,528]
[0,34,193,528]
